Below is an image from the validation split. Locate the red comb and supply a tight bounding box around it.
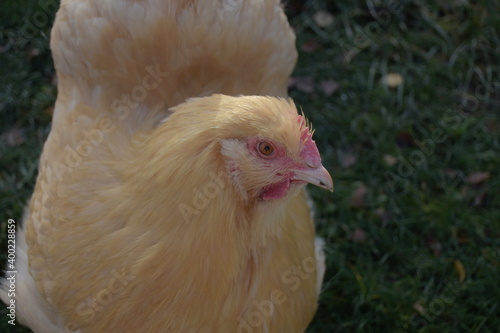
[297,115,320,168]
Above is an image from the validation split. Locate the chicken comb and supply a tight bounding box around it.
[297,113,320,168]
[297,113,315,144]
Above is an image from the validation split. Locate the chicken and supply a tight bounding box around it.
[1,0,333,332]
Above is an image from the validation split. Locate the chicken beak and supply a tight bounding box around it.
[291,165,334,192]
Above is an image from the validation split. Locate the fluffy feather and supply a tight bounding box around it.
[1,1,333,332]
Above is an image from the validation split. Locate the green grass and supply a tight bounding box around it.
[1,0,499,332]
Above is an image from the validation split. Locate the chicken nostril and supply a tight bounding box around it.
[303,154,320,169]
[306,160,320,169]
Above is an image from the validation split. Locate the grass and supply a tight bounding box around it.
[1,0,499,332]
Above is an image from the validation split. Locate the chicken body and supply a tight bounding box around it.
[1,1,332,332]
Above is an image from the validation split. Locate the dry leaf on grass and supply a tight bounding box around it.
[375,208,392,223]
[467,171,490,185]
[383,154,398,166]
[1,127,25,147]
[313,11,334,27]
[413,302,426,315]
[340,151,358,168]
[454,259,466,283]
[383,72,403,88]
[349,183,367,208]
[320,79,340,96]
[426,235,442,257]
[351,227,367,243]
[28,48,41,59]
[472,191,488,207]
[301,40,321,53]
[289,76,315,93]
[395,131,414,148]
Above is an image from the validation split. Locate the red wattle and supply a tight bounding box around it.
[261,179,290,200]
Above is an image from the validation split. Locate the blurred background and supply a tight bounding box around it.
[1,0,499,332]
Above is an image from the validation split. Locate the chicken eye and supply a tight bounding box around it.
[258,141,275,156]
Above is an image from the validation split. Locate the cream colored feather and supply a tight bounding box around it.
[1,1,332,332]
